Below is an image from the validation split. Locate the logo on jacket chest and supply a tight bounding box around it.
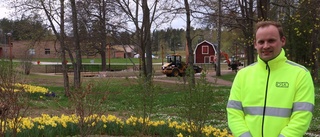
[276,82,289,88]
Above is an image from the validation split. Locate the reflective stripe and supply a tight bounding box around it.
[240,131,252,137]
[293,102,314,112]
[243,107,292,117]
[286,60,309,72]
[279,134,285,137]
[228,101,313,117]
[227,100,243,110]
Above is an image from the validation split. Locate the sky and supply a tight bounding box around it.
[0,6,186,30]
[0,7,9,19]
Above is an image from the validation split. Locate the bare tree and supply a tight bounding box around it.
[192,0,255,65]
[76,0,126,72]
[59,0,70,96]
[257,0,270,20]
[236,0,255,64]
[70,0,82,89]
[183,0,196,85]
[115,0,173,80]
[216,0,222,76]
[307,0,320,83]
[9,0,71,96]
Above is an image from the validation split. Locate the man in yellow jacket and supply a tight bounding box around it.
[227,21,315,137]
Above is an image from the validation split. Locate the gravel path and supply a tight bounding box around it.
[204,70,234,86]
[152,69,235,86]
[32,69,235,86]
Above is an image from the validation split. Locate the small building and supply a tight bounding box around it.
[0,40,61,59]
[0,40,136,59]
[110,45,135,58]
[193,40,217,64]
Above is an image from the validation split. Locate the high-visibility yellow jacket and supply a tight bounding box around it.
[227,49,314,137]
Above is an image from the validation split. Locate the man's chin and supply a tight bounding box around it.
[260,55,273,61]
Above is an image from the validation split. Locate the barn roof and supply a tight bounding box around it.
[193,40,217,54]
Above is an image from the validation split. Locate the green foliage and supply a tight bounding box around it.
[214,73,237,82]
[0,60,31,137]
[178,73,226,136]
[18,68,320,136]
[0,18,51,42]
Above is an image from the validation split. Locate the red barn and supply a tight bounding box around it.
[193,40,217,64]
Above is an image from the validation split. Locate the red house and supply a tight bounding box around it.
[193,40,217,64]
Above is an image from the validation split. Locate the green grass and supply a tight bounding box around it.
[21,70,320,135]
[32,57,164,64]
[215,73,237,82]
[24,74,230,121]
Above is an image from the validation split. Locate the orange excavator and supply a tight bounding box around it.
[216,52,242,72]
[220,52,231,65]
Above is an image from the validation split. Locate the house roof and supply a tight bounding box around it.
[110,45,135,52]
[193,40,217,54]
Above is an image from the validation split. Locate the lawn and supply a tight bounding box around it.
[16,72,232,136]
[33,57,164,64]
[2,62,320,136]
[22,70,320,136]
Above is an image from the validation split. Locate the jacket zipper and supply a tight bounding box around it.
[262,63,270,137]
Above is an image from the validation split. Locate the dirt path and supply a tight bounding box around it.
[204,70,234,86]
[152,69,234,86]
[31,69,235,86]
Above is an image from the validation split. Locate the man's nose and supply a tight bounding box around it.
[262,42,270,48]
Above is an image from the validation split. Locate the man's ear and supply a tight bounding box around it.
[253,40,257,49]
[281,36,286,47]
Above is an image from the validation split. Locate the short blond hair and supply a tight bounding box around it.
[255,21,284,38]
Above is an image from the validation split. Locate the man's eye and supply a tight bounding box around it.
[258,41,264,44]
[268,39,276,43]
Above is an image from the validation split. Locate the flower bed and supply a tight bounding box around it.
[1,84,233,137]
[3,114,233,137]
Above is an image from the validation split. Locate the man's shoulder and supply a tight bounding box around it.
[236,62,258,75]
[240,62,258,70]
[285,60,309,72]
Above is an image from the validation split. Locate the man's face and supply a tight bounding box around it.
[254,25,286,62]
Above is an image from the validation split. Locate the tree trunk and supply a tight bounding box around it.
[184,0,195,86]
[257,0,269,20]
[311,30,319,83]
[142,0,153,80]
[70,0,82,89]
[40,0,70,96]
[100,1,107,72]
[100,49,107,71]
[60,0,70,96]
[238,0,255,65]
[216,0,222,76]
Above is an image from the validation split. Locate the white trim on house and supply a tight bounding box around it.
[204,56,210,63]
[193,40,217,55]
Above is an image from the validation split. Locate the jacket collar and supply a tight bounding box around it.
[257,48,287,69]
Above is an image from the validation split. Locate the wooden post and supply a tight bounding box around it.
[108,45,111,71]
[161,44,164,65]
[185,40,189,64]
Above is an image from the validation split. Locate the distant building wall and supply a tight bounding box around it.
[4,40,61,59]
[0,40,136,59]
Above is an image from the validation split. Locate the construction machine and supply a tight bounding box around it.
[220,52,243,72]
[161,54,202,77]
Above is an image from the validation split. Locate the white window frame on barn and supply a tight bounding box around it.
[202,45,209,54]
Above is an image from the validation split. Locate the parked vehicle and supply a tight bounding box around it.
[133,53,158,59]
[161,54,202,77]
